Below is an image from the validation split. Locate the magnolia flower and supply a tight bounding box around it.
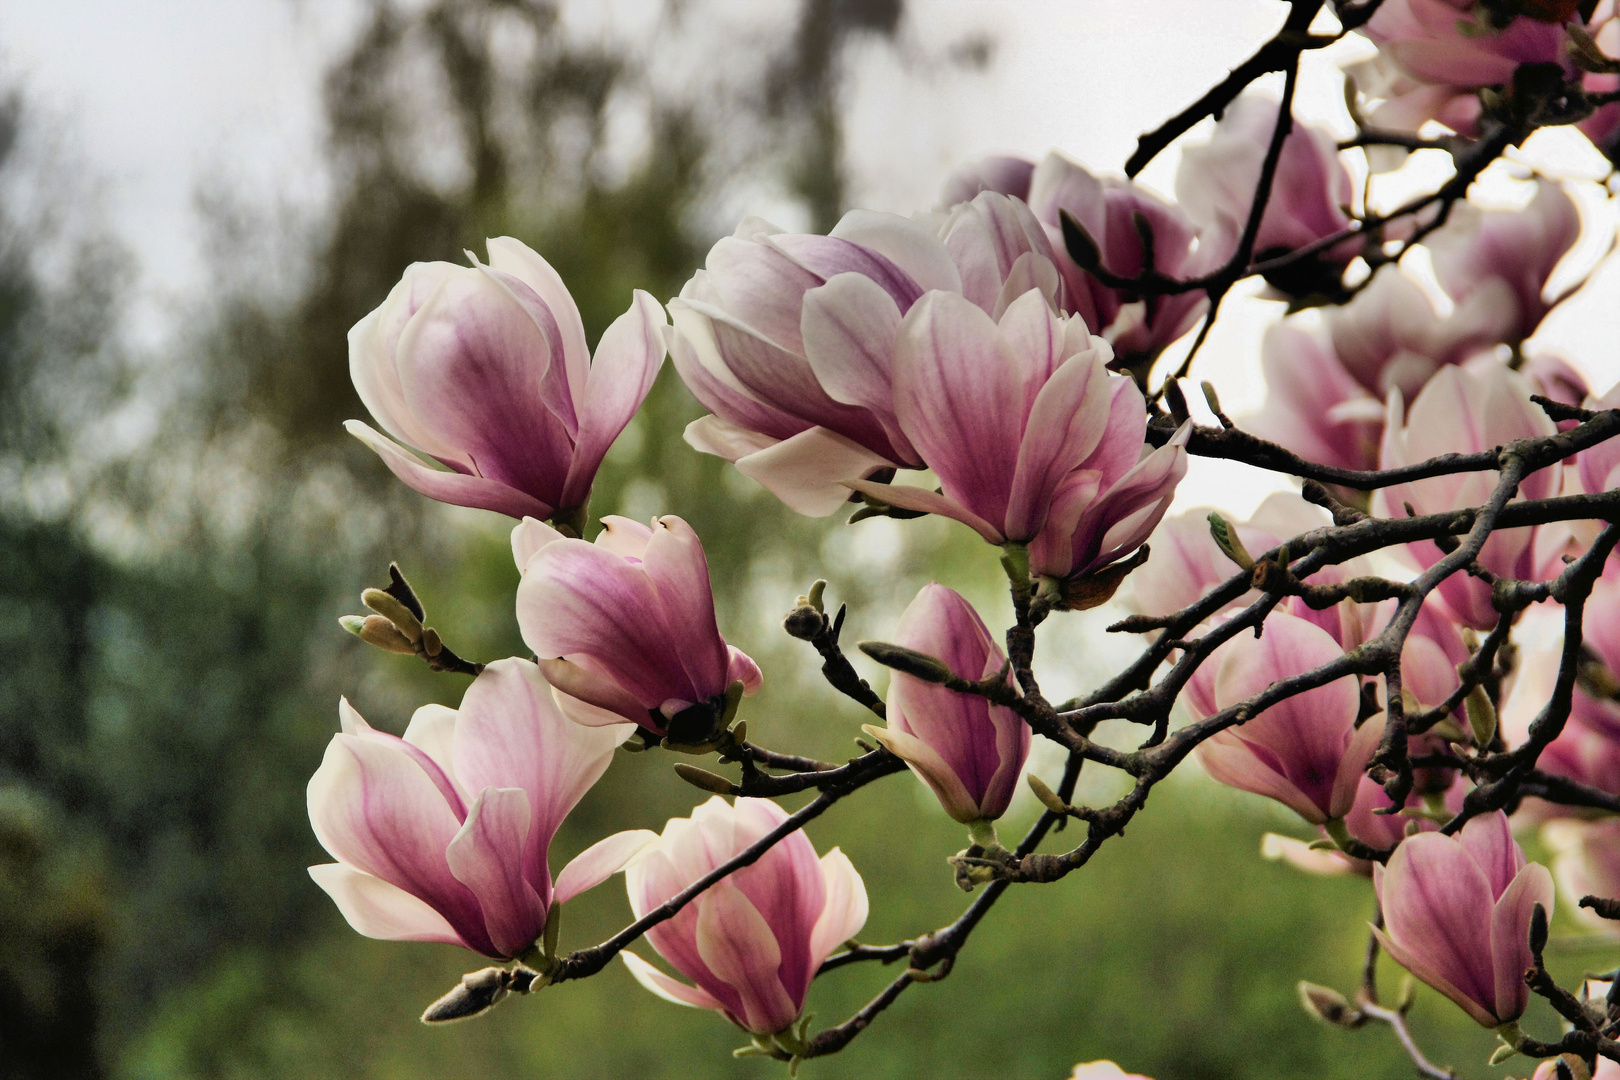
[862,584,1030,823]
[1187,611,1379,825]
[671,199,1060,515]
[618,796,867,1035]
[306,660,645,960]
[1353,0,1577,136]
[345,237,666,527]
[1378,362,1561,629]
[1261,772,1465,878]
[939,154,1036,207]
[1374,810,1554,1028]
[1024,151,1211,369]
[848,290,1186,579]
[1246,322,1386,473]
[515,515,761,739]
[1543,818,1620,931]
[1175,94,1357,295]
[1426,182,1581,345]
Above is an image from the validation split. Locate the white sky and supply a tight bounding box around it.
[0,0,1615,518]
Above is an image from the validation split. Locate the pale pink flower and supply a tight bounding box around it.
[847,290,1186,581]
[1070,1063,1153,1080]
[862,585,1030,823]
[345,237,665,525]
[1175,95,1358,294]
[1376,362,1560,630]
[618,796,868,1035]
[1577,379,1620,496]
[671,199,1061,515]
[1374,810,1554,1027]
[515,515,761,737]
[1187,610,1379,825]
[306,660,648,959]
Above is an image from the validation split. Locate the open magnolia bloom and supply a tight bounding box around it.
[1377,362,1561,630]
[863,584,1029,824]
[345,237,666,529]
[515,515,760,742]
[670,196,1060,515]
[846,289,1187,593]
[1174,94,1357,296]
[616,796,867,1036]
[1374,810,1553,1028]
[1069,1063,1154,1080]
[1186,611,1379,827]
[306,660,648,960]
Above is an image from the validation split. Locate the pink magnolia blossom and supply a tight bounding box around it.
[1175,95,1358,294]
[1377,362,1560,630]
[1187,611,1379,825]
[1543,818,1620,931]
[1579,4,1620,158]
[1263,769,1465,877]
[862,584,1030,823]
[1426,182,1581,345]
[1353,0,1577,136]
[618,796,868,1035]
[1024,151,1213,368]
[671,199,1060,515]
[515,515,761,737]
[847,290,1187,579]
[1374,810,1554,1027]
[345,237,666,526]
[306,660,649,959]
[1246,322,1389,474]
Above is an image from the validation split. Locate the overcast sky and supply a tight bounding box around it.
[1,0,1614,514]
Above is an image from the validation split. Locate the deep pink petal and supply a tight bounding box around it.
[1379,831,1499,1023]
[445,786,547,958]
[640,517,731,702]
[345,421,554,520]
[308,864,466,946]
[560,290,667,509]
[1490,862,1553,1023]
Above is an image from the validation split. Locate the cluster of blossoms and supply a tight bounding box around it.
[310,2,1620,1075]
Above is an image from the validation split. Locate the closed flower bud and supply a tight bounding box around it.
[356,614,417,655]
[862,585,1030,823]
[1298,982,1362,1028]
[420,966,512,1023]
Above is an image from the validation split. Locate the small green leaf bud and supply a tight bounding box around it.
[1297,982,1362,1028]
[858,641,955,684]
[1026,774,1071,815]
[1208,512,1254,571]
[357,614,418,655]
[362,587,424,643]
[673,763,738,795]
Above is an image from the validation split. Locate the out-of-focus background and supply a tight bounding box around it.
[1,2,1616,1078]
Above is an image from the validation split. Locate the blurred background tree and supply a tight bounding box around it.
[0,2,1589,1077]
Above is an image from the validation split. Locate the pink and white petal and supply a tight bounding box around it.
[348,262,468,463]
[845,479,1004,543]
[484,236,591,406]
[560,290,667,509]
[727,647,763,695]
[595,515,655,559]
[445,786,547,958]
[621,951,728,1013]
[554,829,662,906]
[828,209,964,296]
[893,290,1025,528]
[640,517,730,698]
[1371,924,1499,1028]
[306,733,487,950]
[1379,832,1499,1022]
[801,273,912,460]
[1458,810,1525,899]
[402,704,461,782]
[454,659,626,880]
[308,863,465,945]
[668,303,810,443]
[345,421,555,520]
[684,415,783,465]
[540,660,653,725]
[809,848,870,965]
[512,517,566,571]
[1005,350,1112,539]
[394,273,575,500]
[991,253,1063,320]
[735,427,897,517]
[1491,862,1554,1023]
[864,723,983,824]
[517,539,690,706]
[694,879,800,1035]
[1197,732,1326,824]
